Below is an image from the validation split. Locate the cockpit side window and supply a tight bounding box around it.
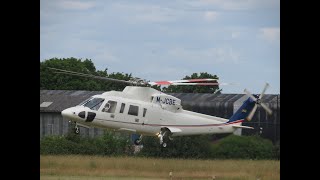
[102,100,117,113]
[83,98,105,111]
[128,105,139,116]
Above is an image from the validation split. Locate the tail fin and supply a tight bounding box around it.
[227,97,256,123]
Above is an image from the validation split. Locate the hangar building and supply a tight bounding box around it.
[40,90,280,143]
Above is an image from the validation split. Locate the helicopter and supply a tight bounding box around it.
[50,68,272,148]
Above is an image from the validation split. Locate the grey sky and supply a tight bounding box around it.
[41,0,280,94]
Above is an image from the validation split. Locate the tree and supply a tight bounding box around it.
[162,72,221,94]
[41,58,221,94]
[40,57,132,91]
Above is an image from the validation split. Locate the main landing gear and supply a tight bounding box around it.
[134,135,143,145]
[158,128,173,148]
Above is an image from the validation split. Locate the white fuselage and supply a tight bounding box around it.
[62,87,241,137]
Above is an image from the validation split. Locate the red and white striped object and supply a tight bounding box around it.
[148,78,219,86]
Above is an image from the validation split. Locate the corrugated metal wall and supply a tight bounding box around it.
[40,112,104,138]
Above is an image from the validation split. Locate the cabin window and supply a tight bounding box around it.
[119,103,125,113]
[102,100,117,113]
[83,98,104,111]
[128,105,139,116]
[143,108,147,117]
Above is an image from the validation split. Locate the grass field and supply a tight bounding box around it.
[40,155,280,180]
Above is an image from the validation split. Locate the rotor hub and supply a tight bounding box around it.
[256,98,261,105]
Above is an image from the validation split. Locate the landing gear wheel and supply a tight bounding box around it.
[162,142,167,148]
[158,128,173,148]
[74,127,80,134]
[134,139,141,145]
[134,135,143,145]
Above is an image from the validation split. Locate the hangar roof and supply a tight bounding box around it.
[40,90,104,112]
[40,90,279,113]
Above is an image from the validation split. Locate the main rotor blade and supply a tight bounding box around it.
[260,103,273,115]
[168,82,220,86]
[168,82,235,86]
[148,78,218,86]
[219,82,238,86]
[247,104,257,121]
[244,89,257,101]
[48,67,138,85]
[259,83,270,99]
[172,78,218,83]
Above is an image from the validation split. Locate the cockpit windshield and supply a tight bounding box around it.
[77,97,93,106]
[83,98,105,111]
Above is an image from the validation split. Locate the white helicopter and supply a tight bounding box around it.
[50,68,272,148]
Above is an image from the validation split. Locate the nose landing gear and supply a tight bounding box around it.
[74,126,80,134]
[71,122,80,134]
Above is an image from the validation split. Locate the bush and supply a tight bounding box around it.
[274,140,280,160]
[40,131,132,155]
[138,135,212,159]
[40,132,278,159]
[40,135,78,155]
[210,135,275,159]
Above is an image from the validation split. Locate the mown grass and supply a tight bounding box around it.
[40,155,280,180]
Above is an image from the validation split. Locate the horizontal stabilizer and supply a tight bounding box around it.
[232,125,254,129]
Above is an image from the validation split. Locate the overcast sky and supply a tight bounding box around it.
[40,0,279,94]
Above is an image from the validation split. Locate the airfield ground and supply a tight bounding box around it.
[40,155,280,180]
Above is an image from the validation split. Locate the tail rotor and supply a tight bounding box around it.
[244,83,272,121]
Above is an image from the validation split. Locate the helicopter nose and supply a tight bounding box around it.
[61,108,75,119]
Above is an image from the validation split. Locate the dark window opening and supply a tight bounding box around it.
[120,103,125,113]
[128,105,139,116]
[143,108,147,117]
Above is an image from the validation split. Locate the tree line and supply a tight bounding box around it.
[40,57,221,93]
